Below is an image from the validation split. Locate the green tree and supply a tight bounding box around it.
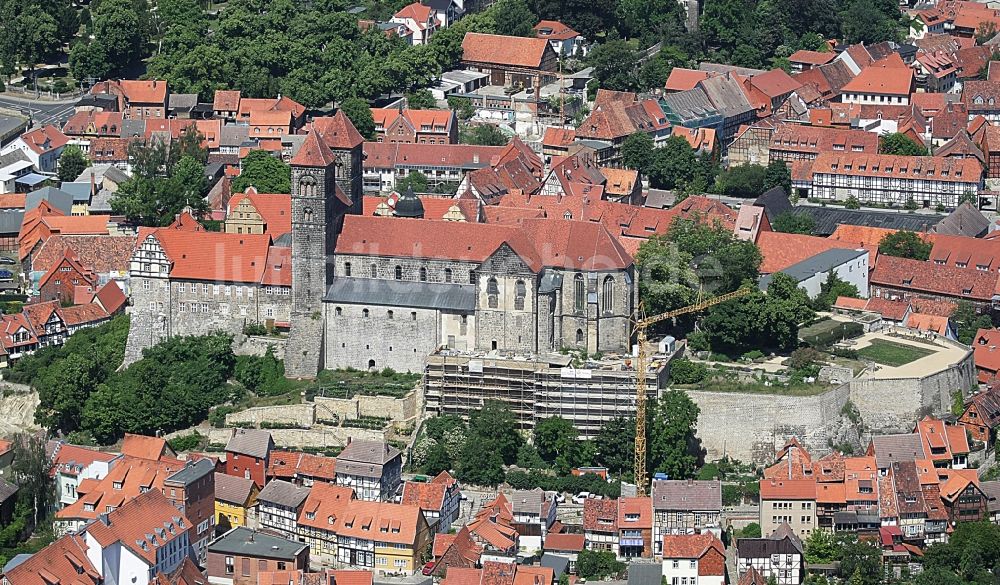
[594,417,634,476]
[34,353,99,434]
[905,196,918,210]
[771,211,816,235]
[879,132,928,156]
[715,163,767,198]
[621,132,655,173]
[649,135,696,190]
[649,390,700,479]
[58,145,89,184]
[15,12,60,75]
[576,549,625,580]
[456,441,505,486]
[763,159,791,194]
[467,400,523,465]
[91,0,148,77]
[447,96,475,120]
[668,358,708,384]
[812,271,860,311]
[702,273,813,353]
[588,36,638,92]
[405,89,437,109]
[231,150,291,194]
[878,230,932,261]
[533,416,577,464]
[951,301,993,345]
[9,433,53,527]
[424,442,452,476]
[838,537,882,585]
[111,141,209,226]
[492,0,537,37]
[844,194,861,209]
[340,98,376,141]
[397,171,429,193]
[461,124,508,146]
[839,0,904,44]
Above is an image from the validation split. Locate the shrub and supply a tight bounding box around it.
[168,432,204,452]
[742,350,765,362]
[669,358,708,384]
[209,406,236,428]
[687,331,711,352]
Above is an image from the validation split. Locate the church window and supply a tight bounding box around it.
[576,329,584,344]
[344,262,352,277]
[394,266,403,280]
[574,274,585,313]
[469,270,476,285]
[371,264,378,278]
[303,206,313,223]
[335,307,342,316]
[411,312,417,320]
[299,175,318,198]
[445,268,453,283]
[419,267,427,282]
[602,276,614,313]
[487,278,499,309]
[387,310,394,319]
[514,280,526,310]
[362,309,370,318]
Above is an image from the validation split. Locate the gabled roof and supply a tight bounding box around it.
[18,125,69,154]
[120,433,173,461]
[402,480,449,511]
[311,112,365,150]
[1,534,100,585]
[297,482,355,530]
[291,130,336,167]
[227,189,292,237]
[871,254,998,302]
[532,20,579,40]
[259,479,310,509]
[662,533,724,563]
[214,472,257,506]
[119,79,168,104]
[462,32,552,69]
[84,489,190,565]
[225,428,273,459]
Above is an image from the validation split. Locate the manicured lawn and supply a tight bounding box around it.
[857,340,934,367]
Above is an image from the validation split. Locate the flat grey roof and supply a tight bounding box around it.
[208,526,307,559]
[759,248,866,289]
[325,278,476,312]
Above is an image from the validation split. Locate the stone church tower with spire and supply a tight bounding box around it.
[285,113,364,378]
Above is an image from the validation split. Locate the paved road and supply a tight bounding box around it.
[0,94,79,127]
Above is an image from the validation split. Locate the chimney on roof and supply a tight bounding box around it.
[248,531,255,543]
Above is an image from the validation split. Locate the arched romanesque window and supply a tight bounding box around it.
[487,277,499,309]
[362,308,369,318]
[394,266,403,280]
[602,276,614,313]
[419,267,427,282]
[303,206,313,223]
[514,280,526,310]
[576,329,584,344]
[445,268,453,283]
[574,274,585,313]
[370,264,378,278]
[299,175,318,198]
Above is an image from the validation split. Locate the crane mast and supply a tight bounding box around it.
[633,288,753,496]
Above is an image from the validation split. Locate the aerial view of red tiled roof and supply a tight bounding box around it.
[746,69,802,99]
[616,496,652,528]
[1,533,100,585]
[544,532,584,551]
[297,482,355,531]
[789,50,835,66]
[120,433,172,461]
[542,126,576,148]
[395,2,433,22]
[462,32,551,69]
[60,302,110,327]
[143,229,272,284]
[62,110,124,137]
[871,254,999,302]
[664,68,713,92]
[582,497,618,532]
[310,112,365,150]
[31,234,136,276]
[49,443,116,478]
[0,193,25,209]
[769,124,878,156]
[336,216,632,272]
[841,56,914,96]
[86,489,190,565]
[261,245,291,287]
[907,312,951,335]
[757,231,858,274]
[372,108,454,133]
[402,480,448,511]
[760,478,817,500]
[672,126,716,152]
[809,152,982,182]
[662,532,724,561]
[228,190,292,237]
[533,20,578,40]
[213,89,242,112]
[290,130,335,167]
[119,79,168,104]
[19,125,68,154]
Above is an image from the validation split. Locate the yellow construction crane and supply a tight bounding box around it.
[633,287,754,496]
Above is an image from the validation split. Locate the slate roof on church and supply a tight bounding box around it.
[326,279,476,311]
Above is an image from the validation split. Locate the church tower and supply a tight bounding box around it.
[285,113,364,379]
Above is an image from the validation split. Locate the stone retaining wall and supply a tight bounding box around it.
[208,426,386,450]
[225,404,315,428]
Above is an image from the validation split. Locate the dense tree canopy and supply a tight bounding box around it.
[878,230,932,261]
[57,145,88,184]
[340,97,376,141]
[701,272,814,353]
[880,132,929,156]
[230,150,292,195]
[649,390,701,479]
[772,211,816,235]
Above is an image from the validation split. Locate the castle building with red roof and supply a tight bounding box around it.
[371,107,458,144]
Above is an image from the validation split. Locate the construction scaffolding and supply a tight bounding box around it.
[424,349,670,437]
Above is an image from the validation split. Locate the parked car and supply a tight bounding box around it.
[555,493,566,503]
[422,561,436,576]
[572,492,590,504]
[0,270,14,281]
[0,257,15,265]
